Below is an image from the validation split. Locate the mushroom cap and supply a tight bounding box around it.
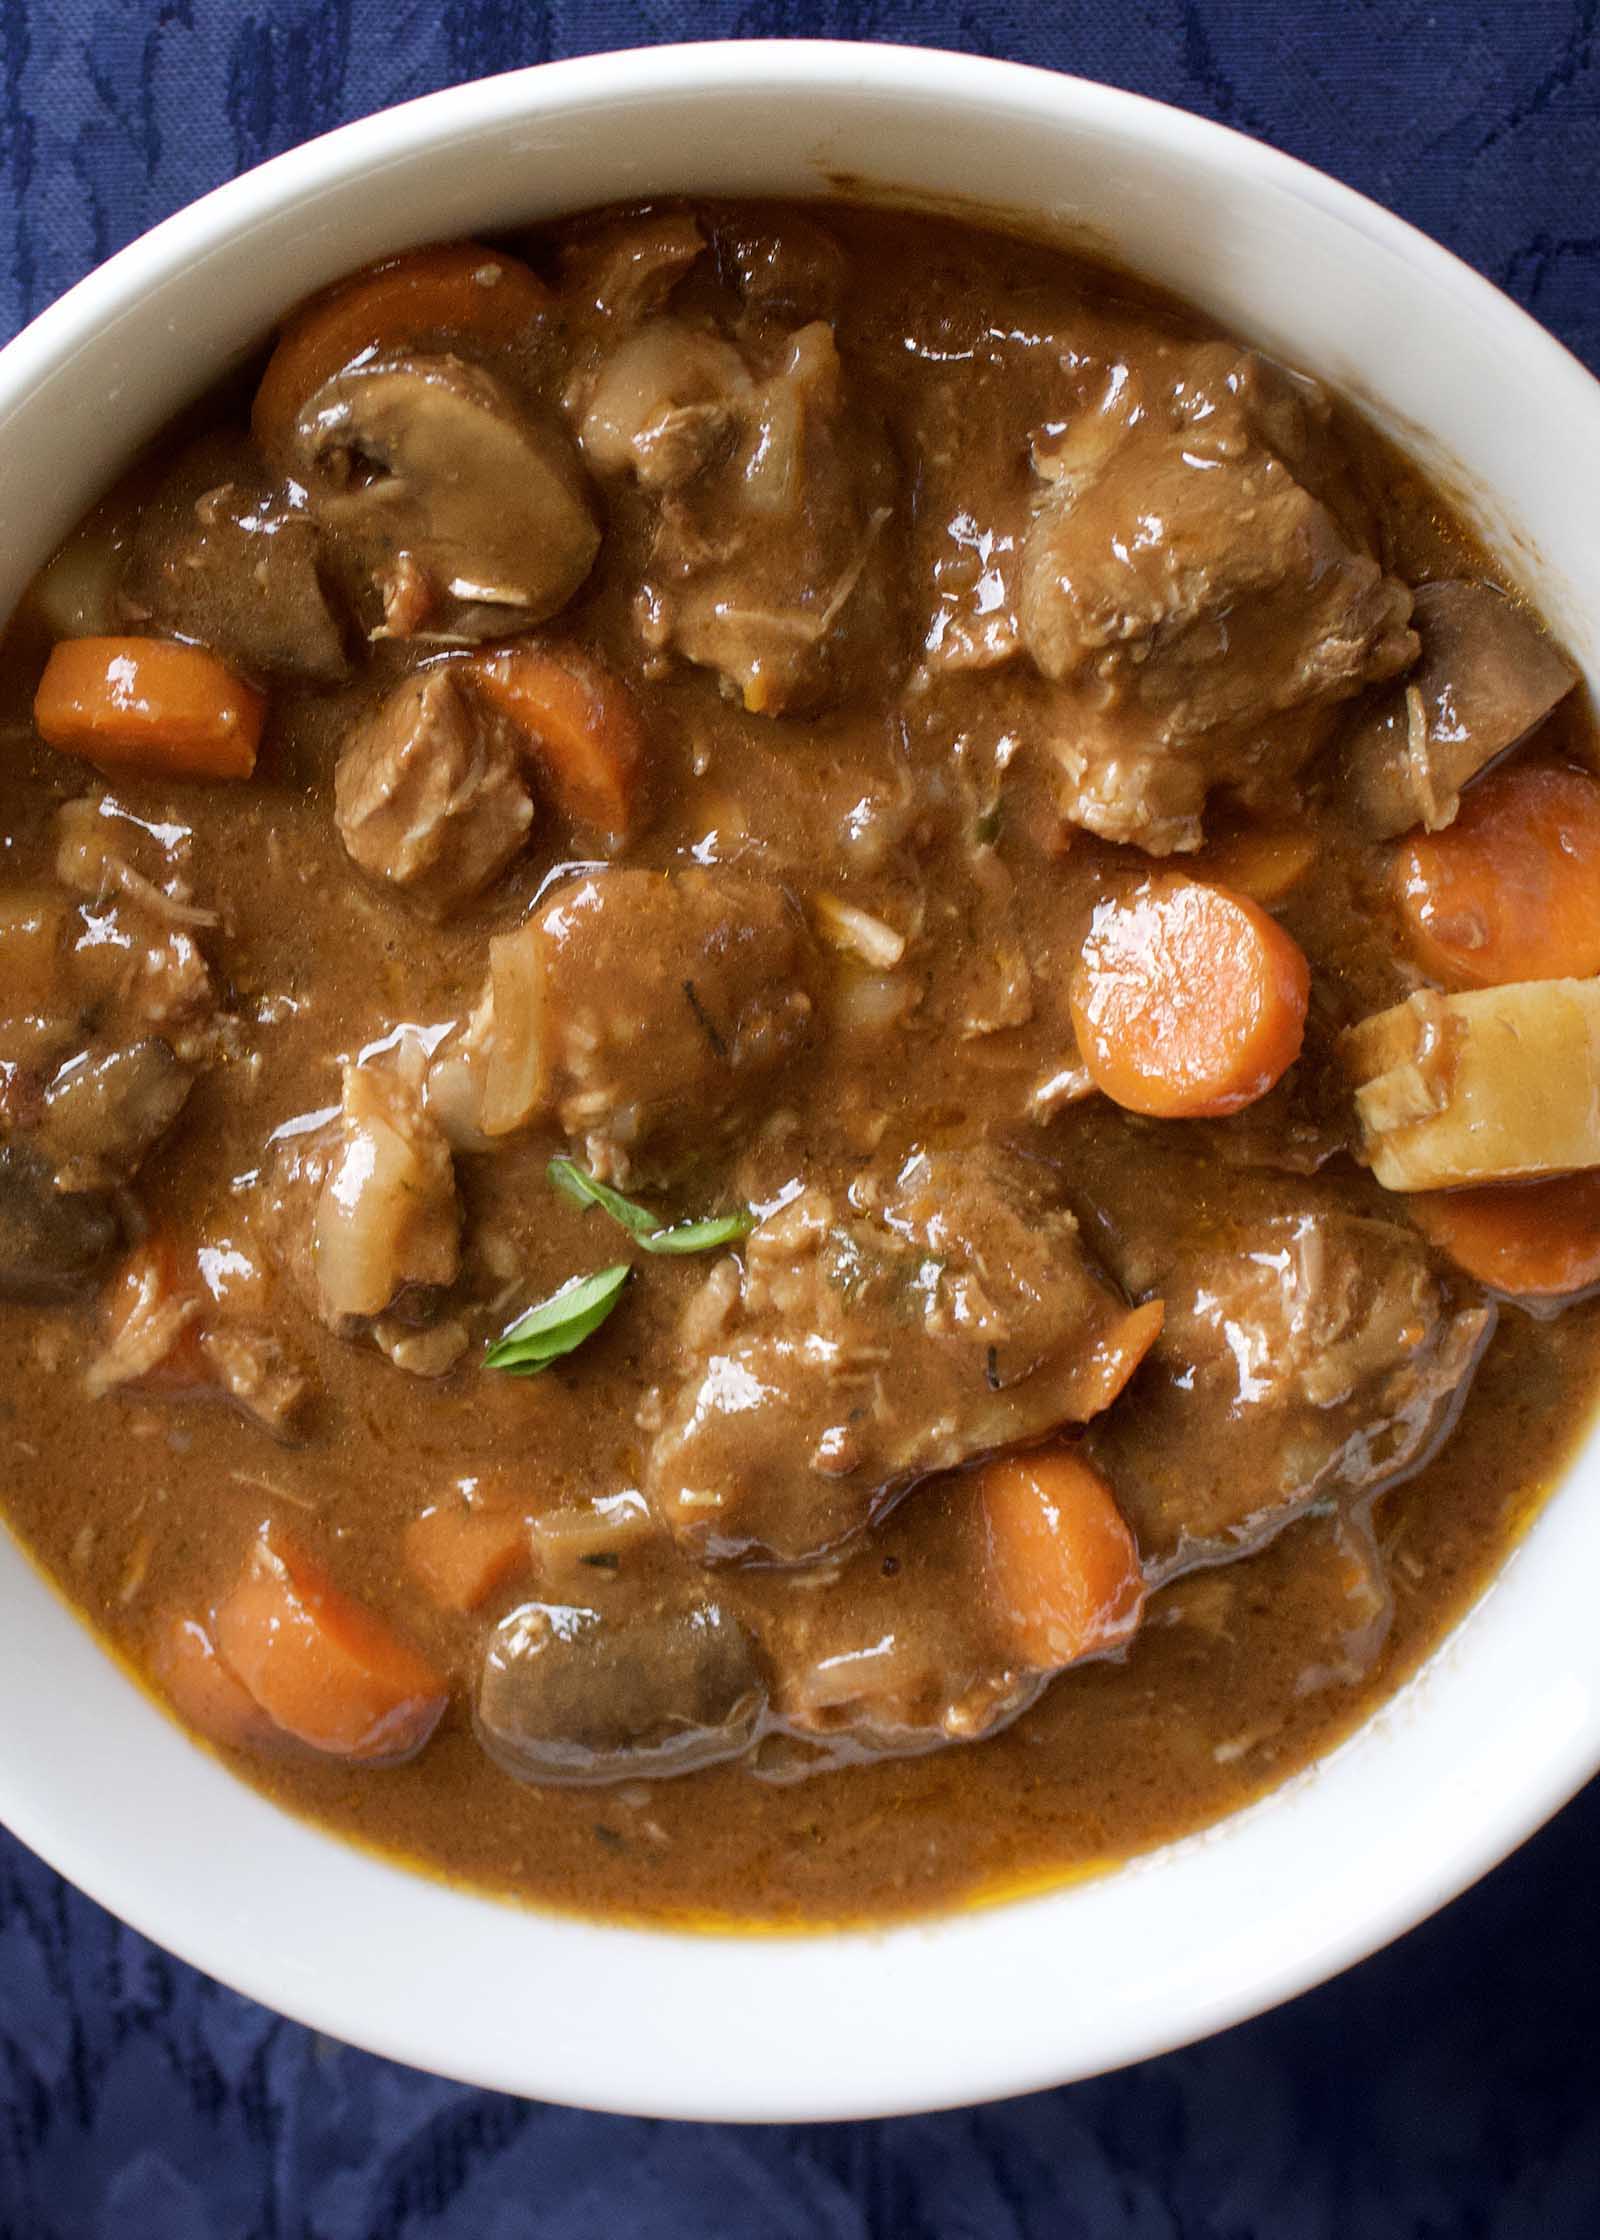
[292,351,601,627]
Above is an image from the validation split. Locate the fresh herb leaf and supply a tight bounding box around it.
[547,1158,660,1238]
[547,1157,754,1256]
[637,1211,756,1254]
[484,1264,630,1374]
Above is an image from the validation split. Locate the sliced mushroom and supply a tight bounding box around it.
[0,1144,118,1299]
[38,1038,193,1190]
[475,1596,767,1785]
[292,353,600,636]
[197,1325,315,1442]
[1343,579,1579,837]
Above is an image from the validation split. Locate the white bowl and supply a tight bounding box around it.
[2,40,1599,2122]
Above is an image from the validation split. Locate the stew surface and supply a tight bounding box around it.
[2,200,1598,1926]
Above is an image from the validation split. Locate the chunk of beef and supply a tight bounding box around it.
[72,906,216,1052]
[645,1147,1160,1566]
[2,843,206,1197]
[266,1060,460,1334]
[576,316,898,714]
[918,494,1027,677]
[54,796,220,1056]
[578,321,750,489]
[712,209,848,328]
[0,887,77,1084]
[561,210,707,327]
[119,436,349,682]
[334,667,534,917]
[0,887,70,1013]
[83,1239,202,1398]
[429,867,813,1179]
[476,1595,766,1784]
[1019,347,1417,853]
[1341,579,1579,837]
[81,1235,317,1433]
[1087,1204,1492,1574]
[750,1483,1045,1773]
[290,353,600,641]
[198,1326,314,1441]
[0,1144,117,1299]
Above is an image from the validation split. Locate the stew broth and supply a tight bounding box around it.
[1,201,1596,1925]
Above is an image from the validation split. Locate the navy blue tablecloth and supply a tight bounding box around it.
[5,5,1600,2233]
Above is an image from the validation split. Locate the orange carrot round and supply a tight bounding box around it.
[1394,762,1600,988]
[214,1523,446,1763]
[977,1451,1145,1672]
[1408,1172,1600,1299]
[1070,874,1310,1118]
[404,1501,530,1614]
[35,637,264,781]
[468,644,646,839]
[152,1613,273,1751]
[252,242,550,457]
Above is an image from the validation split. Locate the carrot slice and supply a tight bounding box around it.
[1191,821,1318,906]
[35,637,264,781]
[1070,874,1310,1118]
[468,645,646,839]
[214,1522,446,1763]
[404,1502,530,1613]
[152,1612,273,1751]
[1394,763,1600,988]
[977,1451,1145,1672]
[251,242,551,457]
[1057,1298,1165,1419]
[1407,1172,1600,1299]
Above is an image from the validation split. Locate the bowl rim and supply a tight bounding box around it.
[3,37,1600,2121]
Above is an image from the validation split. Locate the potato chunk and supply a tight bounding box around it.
[1342,979,1600,1190]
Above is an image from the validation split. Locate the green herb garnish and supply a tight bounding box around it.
[484,1264,630,1374]
[547,1157,755,1256]
[640,1212,760,1255]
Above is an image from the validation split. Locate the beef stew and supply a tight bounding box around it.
[2,201,1598,1926]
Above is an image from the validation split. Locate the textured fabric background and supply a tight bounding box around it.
[3,4,1600,2233]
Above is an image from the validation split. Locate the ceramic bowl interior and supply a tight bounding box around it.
[1,41,1597,2120]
